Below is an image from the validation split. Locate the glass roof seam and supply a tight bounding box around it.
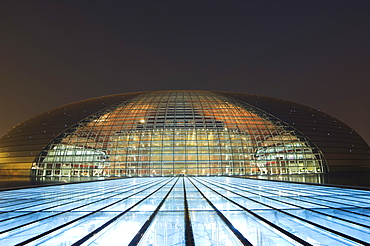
[224,181,370,231]
[0,178,156,226]
[183,176,195,245]
[128,177,179,245]
[187,177,253,246]
[191,177,311,245]
[196,177,370,245]
[71,177,176,246]
[11,178,170,245]
[0,177,369,245]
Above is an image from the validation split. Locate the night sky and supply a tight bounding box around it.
[1,1,369,144]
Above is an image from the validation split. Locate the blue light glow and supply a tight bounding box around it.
[0,177,369,245]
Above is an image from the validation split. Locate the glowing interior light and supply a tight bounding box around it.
[33,91,325,177]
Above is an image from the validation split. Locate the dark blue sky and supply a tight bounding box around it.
[1,1,369,144]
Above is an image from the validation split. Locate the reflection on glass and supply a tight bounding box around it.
[0,177,369,245]
[33,91,325,177]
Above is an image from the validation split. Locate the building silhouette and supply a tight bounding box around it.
[0,90,369,176]
[0,91,369,245]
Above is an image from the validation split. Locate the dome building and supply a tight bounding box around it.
[0,90,369,177]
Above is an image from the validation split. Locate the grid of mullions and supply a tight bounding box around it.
[0,177,369,245]
[35,91,324,177]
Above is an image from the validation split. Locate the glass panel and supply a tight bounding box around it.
[190,211,243,246]
[25,212,120,246]
[252,209,358,245]
[138,212,185,246]
[33,91,325,177]
[85,212,153,246]
[0,212,90,245]
[223,211,299,246]
[0,177,368,245]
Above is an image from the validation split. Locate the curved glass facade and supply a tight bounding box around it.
[221,92,370,172]
[33,91,325,177]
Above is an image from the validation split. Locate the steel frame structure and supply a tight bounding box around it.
[0,177,369,245]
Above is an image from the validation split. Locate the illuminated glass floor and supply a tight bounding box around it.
[0,177,369,245]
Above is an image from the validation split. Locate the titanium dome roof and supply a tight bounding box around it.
[0,90,369,176]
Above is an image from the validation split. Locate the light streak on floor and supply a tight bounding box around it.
[0,177,369,245]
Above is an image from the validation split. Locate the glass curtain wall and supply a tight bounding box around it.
[33,91,325,177]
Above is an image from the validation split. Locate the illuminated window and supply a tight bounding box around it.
[34,91,325,177]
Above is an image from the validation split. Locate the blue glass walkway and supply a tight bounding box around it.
[0,177,369,245]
